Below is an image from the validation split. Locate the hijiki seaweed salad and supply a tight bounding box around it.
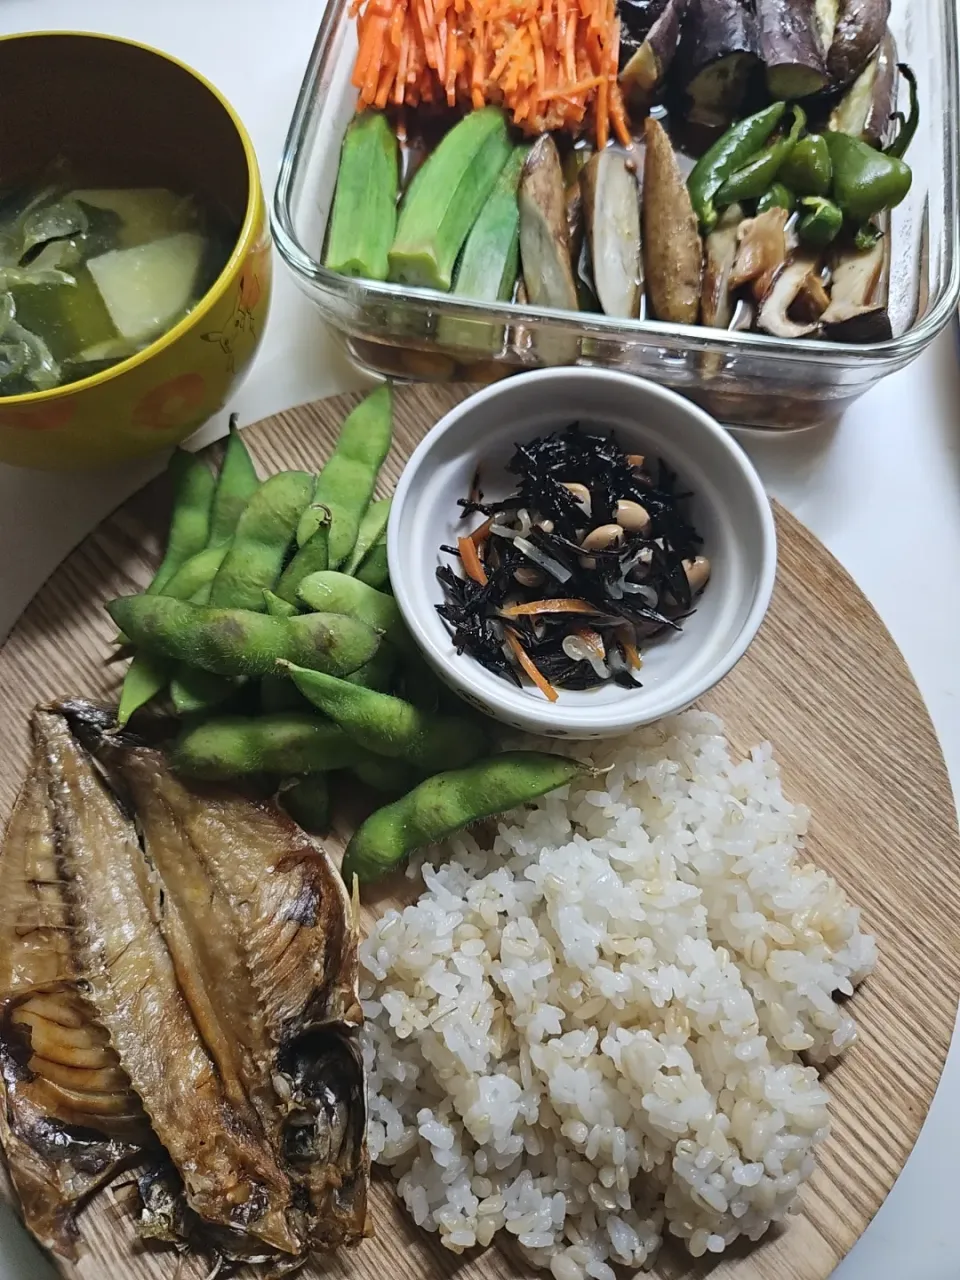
[437,426,709,700]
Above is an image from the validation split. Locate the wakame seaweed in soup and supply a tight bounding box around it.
[0,172,235,396]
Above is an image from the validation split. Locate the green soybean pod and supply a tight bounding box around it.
[341,752,585,883]
[283,664,487,772]
[350,755,424,796]
[354,538,389,591]
[170,666,239,716]
[344,497,391,576]
[209,470,314,612]
[264,590,297,619]
[278,775,330,833]
[107,596,381,679]
[173,713,366,779]
[208,418,260,547]
[297,571,408,648]
[275,509,330,605]
[149,450,217,595]
[297,385,393,564]
[117,651,170,727]
[160,544,231,601]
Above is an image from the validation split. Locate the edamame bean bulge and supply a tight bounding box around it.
[275,510,330,605]
[107,596,382,679]
[174,714,366,779]
[344,497,391,575]
[297,385,393,564]
[149,450,216,595]
[297,571,410,649]
[278,775,330,833]
[342,752,585,882]
[208,419,260,547]
[354,539,389,591]
[209,471,314,612]
[282,664,487,771]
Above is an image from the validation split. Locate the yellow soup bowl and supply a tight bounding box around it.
[0,32,270,470]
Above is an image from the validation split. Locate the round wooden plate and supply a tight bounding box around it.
[0,385,957,1280]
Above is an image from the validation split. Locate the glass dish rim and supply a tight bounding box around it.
[272,0,960,370]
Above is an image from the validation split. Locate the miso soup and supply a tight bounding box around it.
[0,171,235,396]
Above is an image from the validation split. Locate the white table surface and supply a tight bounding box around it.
[0,2,958,1277]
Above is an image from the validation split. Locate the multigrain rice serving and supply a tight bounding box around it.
[360,711,877,1272]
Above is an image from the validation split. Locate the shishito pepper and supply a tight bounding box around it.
[687,102,786,234]
[824,131,913,223]
[797,197,843,247]
[715,106,806,207]
[778,134,832,197]
[757,183,795,214]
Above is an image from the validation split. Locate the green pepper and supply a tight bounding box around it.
[797,197,843,247]
[885,64,919,161]
[756,183,796,215]
[778,135,832,196]
[687,102,787,234]
[854,222,883,252]
[824,131,912,223]
[715,106,806,207]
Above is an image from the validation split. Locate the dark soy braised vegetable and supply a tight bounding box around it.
[342,752,585,882]
[173,713,366,779]
[297,385,393,564]
[283,664,488,772]
[107,596,382,679]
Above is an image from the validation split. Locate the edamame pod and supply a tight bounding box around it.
[275,510,330,604]
[170,667,239,716]
[149,450,216,595]
[173,713,366,778]
[160,544,231,601]
[344,497,391,575]
[342,751,585,882]
[297,386,393,564]
[263,590,297,619]
[351,756,424,796]
[283,664,487,772]
[209,471,314,612]
[117,651,169,727]
[208,419,260,547]
[278,775,330,833]
[107,596,382,679]
[297,571,408,648]
[354,539,389,590]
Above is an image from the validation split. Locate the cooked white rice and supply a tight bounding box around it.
[360,711,876,1273]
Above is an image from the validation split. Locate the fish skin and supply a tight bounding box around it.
[59,698,369,1250]
[39,709,301,1257]
[0,718,150,1257]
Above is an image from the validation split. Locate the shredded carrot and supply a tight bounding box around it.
[458,535,488,586]
[350,0,628,142]
[504,627,559,702]
[469,516,493,546]
[500,599,598,617]
[617,628,642,670]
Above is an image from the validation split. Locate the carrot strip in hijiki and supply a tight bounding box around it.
[350,0,628,144]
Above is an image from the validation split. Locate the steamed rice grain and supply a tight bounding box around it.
[360,711,876,1270]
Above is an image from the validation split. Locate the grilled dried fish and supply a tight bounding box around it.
[40,709,300,1256]
[62,699,369,1250]
[0,717,151,1256]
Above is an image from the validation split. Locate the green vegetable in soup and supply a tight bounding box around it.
[87,231,205,343]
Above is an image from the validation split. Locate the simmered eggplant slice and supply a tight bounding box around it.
[826,0,890,89]
[676,0,759,127]
[829,30,898,144]
[757,0,829,99]
[619,0,688,108]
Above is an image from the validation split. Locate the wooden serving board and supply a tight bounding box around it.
[0,385,957,1280]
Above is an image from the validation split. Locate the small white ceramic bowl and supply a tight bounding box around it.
[389,369,776,738]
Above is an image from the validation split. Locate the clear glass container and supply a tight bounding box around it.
[273,0,960,430]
